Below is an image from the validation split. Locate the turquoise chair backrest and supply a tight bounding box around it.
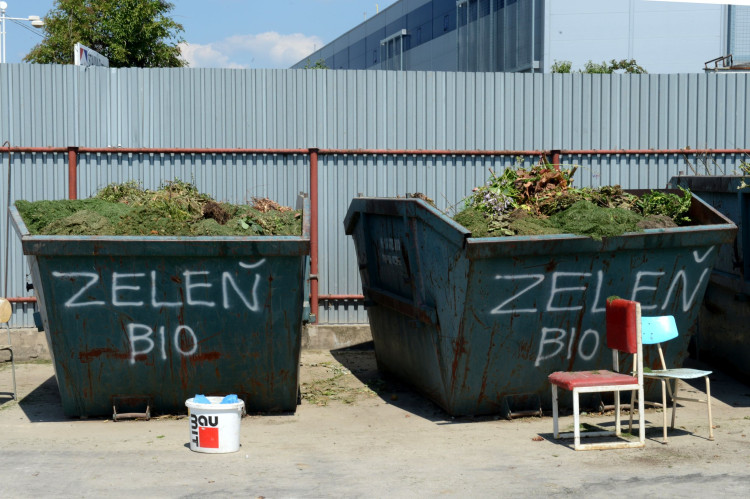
[641,316,679,345]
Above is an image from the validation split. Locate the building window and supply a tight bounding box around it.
[417,27,422,44]
[444,14,449,32]
[373,50,377,64]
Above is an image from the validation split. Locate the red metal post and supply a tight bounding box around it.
[551,150,561,171]
[68,146,78,200]
[309,148,319,322]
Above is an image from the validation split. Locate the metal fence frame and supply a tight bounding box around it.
[2,66,749,325]
[3,145,748,326]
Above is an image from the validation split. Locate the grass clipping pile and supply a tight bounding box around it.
[16,179,302,237]
[454,164,692,240]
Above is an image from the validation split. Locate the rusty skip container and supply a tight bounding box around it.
[670,176,750,384]
[11,203,310,418]
[344,192,737,416]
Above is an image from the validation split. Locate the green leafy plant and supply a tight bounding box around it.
[459,163,579,236]
[739,161,750,190]
[551,59,647,74]
[17,179,302,236]
[454,162,694,239]
[96,180,143,203]
[551,60,572,73]
[303,58,328,69]
[637,187,692,225]
[239,218,265,234]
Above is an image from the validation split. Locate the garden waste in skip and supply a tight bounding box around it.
[345,164,737,416]
[12,180,310,418]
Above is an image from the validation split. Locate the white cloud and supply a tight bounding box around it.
[180,32,323,69]
[179,43,247,69]
[224,32,323,66]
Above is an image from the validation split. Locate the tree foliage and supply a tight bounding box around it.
[24,0,186,68]
[303,58,328,69]
[551,59,647,74]
[550,60,572,73]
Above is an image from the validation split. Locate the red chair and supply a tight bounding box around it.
[549,298,645,450]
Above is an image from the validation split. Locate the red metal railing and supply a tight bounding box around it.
[3,146,749,320]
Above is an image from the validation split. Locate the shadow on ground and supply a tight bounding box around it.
[330,342,750,428]
[16,374,67,422]
[683,358,750,408]
[331,343,507,425]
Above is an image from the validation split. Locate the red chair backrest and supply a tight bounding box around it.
[605,299,639,354]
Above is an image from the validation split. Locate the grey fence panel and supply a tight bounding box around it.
[2,66,750,325]
[562,153,747,190]
[2,67,749,151]
[316,153,540,325]
[76,152,309,207]
[1,152,69,327]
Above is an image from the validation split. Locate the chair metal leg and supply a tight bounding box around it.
[637,386,646,446]
[628,389,635,434]
[573,388,581,450]
[552,384,559,439]
[2,321,16,400]
[614,389,621,436]
[1,346,16,401]
[671,378,679,429]
[706,376,714,441]
[660,378,668,443]
[10,348,16,400]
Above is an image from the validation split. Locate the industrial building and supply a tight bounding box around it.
[292,0,750,73]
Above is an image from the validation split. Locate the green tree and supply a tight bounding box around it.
[551,59,647,74]
[550,60,572,73]
[24,0,186,68]
[303,58,328,69]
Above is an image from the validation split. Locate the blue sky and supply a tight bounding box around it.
[3,0,398,67]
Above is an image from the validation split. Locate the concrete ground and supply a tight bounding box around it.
[1,347,749,498]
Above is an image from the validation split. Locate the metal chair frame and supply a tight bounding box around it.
[634,315,714,443]
[1,321,17,401]
[550,299,646,451]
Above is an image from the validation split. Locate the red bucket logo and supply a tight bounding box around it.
[191,414,219,448]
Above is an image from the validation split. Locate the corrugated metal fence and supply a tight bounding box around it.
[1,65,749,325]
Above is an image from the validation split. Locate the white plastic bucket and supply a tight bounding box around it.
[185,396,245,454]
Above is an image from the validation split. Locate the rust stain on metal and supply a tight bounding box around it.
[132,353,150,364]
[450,327,468,387]
[516,338,534,361]
[191,352,222,362]
[79,348,129,362]
[477,324,498,404]
[179,355,191,390]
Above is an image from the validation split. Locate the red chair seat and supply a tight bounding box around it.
[549,370,636,391]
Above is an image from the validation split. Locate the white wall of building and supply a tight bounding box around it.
[544,0,726,73]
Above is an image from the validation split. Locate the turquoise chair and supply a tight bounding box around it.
[637,316,714,443]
